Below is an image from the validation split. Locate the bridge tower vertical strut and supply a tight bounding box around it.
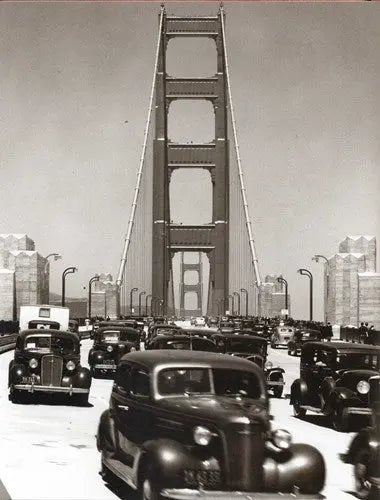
[179,252,203,318]
[152,10,229,315]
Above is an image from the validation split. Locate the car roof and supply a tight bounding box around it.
[302,341,380,353]
[97,326,139,334]
[18,329,78,341]
[212,333,266,342]
[150,334,213,342]
[119,349,265,374]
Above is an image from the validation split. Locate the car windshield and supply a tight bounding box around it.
[220,323,234,328]
[101,330,138,342]
[24,335,75,354]
[337,353,379,371]
[227,339,265,354]
[156,327,177,335]
[157,367,262,399]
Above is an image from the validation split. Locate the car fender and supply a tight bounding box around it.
[344,428,379,465]
[97,409,118,456]
[263,443,325,494]
[329,387,357,409]
[9,362,26,387]
[267,368,285,382]
[137,439,216,489]
[76,366,92,389]
[290,378,308,405]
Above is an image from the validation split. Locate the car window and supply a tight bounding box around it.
[213,369,262,399]
[101,331,120,343]
[24,335,75,354]
[158,368,212,396]
[337,353,379,371]
[130,369,150,397]
[115,364,132,392]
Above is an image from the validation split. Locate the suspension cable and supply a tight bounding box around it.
[220,7,262,287]
[116,6,165,286]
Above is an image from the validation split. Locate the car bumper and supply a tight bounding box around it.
[344,406,372,416]
[267,380,285,386]
[13,384,89,395]
[94,364,117,370]
[161,489,323,499]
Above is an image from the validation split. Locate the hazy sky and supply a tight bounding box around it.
[1,2,379,320]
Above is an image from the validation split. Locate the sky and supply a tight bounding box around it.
[0,1,379,320]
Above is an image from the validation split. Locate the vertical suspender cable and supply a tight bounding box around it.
[220,7,262,287]
[116,7,165,286]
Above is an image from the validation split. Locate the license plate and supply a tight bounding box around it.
[103,360,114,365]
[22,376,34,384]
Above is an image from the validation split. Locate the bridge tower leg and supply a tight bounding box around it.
[152,10,229,316]
[179,252,203,318]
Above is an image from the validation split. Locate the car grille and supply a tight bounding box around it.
[222,422,265,490]
[41,355,63,386]
[184,469,221,489]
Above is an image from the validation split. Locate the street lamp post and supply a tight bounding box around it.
[297,268,313,321]
[61,267,78,307]
[129,287,138,316]
[227,294,234,315]
[312,254,329,323]
[233,291,241,316]
[240,288,248,317]
[138,291,146,316]
[276,277,288,318]
[88,274,100,319]
[44,253,62,304]
[145,294,152,316]
[159,299,164,316]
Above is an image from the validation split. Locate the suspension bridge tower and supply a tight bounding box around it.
[152,9,229,316]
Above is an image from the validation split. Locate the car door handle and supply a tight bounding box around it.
[117,404,129,411]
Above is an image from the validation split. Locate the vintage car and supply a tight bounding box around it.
[145,324,182,346]
[145,334,218,353]
[341,375,380,499]
[88,327,141,377]
[97,350,325,498]
[217,321,235,334]
[290,342,380,431]
[287,329,322,356]
[270,326,295,349]
[211,333,285,398]
[8,329,91,405]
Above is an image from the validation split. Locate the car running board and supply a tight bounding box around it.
[102,456,136,490]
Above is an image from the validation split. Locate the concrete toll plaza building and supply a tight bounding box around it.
[0,234,49,320]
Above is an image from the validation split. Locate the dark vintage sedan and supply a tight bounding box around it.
[291,342,380,431]
[88,327,141,377]
[145,334,218,353]
[211,333,285,398]
[97,350,325,499]
[8,329,91,405]
[287,329,322,356]
[145,324,182,346]
[341,375,380,499]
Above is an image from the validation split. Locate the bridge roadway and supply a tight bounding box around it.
[0,323,357,500]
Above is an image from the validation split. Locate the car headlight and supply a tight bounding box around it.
[265,361,273,370]
[193,426,212,446]
[66,360,76,371]
[107,345,113,352]
[29,358,38,369]
[272,429,292,450]
[357,380,370,394]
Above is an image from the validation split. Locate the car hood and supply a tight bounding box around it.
[156,395,269,428]
[337,369,379,387]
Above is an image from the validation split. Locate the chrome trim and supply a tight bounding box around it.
[344,407,372,416]
[94,364,117,370]
[161,488,323,499]
[13,384,89,394]
[267,381,285,386]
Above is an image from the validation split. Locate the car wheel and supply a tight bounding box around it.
[10,390,24,404]
[332,402,350,432]
[293,397,306,418]
[140,476,162,500]
[272,386,283,398]
[354,448,371,499]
